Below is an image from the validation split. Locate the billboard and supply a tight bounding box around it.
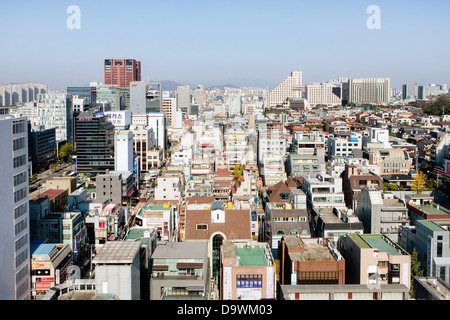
[105,111,131,127]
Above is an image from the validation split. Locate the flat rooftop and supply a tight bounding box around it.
[351,234,407,256]
[235,245,268,267]
[93,241,142,264]
[413,204,450,216]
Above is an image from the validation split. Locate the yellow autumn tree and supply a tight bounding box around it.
[412,171,427,194]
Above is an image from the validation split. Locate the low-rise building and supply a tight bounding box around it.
[278,236,345,285]
[150,241,210,300]
[31,242,72,299]
[220,240,276,300]
[337,233,411,289]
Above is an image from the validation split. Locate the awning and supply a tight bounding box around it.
[187,286,204,292]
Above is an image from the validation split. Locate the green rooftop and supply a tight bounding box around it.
[413,204,450,216]
[235,245,268,267]
[356,234,407,256]
[417,220,448,232]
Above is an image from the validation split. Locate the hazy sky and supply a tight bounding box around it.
[1,0,449,90]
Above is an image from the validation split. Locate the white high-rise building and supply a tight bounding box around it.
[114,130,134,172]
[0,116,30,300]
[177,85,191,116]
[306,82,342,107]
[35,93,73,143]
[348,78,391,104]
[267,71,303,108]
[131,112,167,152]
[162,96,177,127]
[0,82,48,106]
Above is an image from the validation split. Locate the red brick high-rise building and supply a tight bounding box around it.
[104,59,141,88]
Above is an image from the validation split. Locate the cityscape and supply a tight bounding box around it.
[0,1,449,309]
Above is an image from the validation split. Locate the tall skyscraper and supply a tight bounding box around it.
[104,59,141,88]
[0,116,30,300]
[267,71,303,108]
[74,112,115,175]
[348,78,391,104]
[402,82,419,100]
[177,85,191,116]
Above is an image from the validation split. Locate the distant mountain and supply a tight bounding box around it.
[154,80,185,92]
[206,84,239,90]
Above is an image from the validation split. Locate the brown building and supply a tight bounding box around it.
[104,59,141,88]
[32,189,68,212]
[278,235,345,285]
[342,164,384,209]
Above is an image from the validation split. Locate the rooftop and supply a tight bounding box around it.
[350,234,408,256]
[93,241,142,264]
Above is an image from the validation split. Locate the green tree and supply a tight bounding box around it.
[59,143,75,162]
[383,182,398,191]
[410,248,424,293]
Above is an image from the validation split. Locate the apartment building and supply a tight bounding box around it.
[267,71,303,108]
[337,233,411,289]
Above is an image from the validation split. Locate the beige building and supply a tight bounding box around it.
[338,233,411,289]
[306,82,342,107]
[46,176,77,194]
[267,71,303,108]
[348,78,391,104]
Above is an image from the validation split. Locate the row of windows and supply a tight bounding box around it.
[12,121,26,134]
[13,137,26,151]
[15,249,28,269]
[13,154,27,168]
[15,219,27,236]
[14,203,28,219]
[15,234,28,252]
[382,162,408,167]
[14,187,27,203]
[13,171,27,187]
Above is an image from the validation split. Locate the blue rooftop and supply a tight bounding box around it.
[32,243,56,256]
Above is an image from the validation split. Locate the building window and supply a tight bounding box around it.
[196,224,208,230]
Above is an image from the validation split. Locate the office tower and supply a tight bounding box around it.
[104,59,141,88]
[28,124,57,173]
[0,82,48,106]
[267,71,303,109]
[36,93,73,143]
[418,84,444,100]
[177,85,191,116]
[74,112,115,175]
[0,116,30,300]
[306,82,342,107]
[95,84,125,111]
[402,82,419,100]
[161,95,177,127]
[67,86,91,102]
[348,78,391,104]
[114,130,134,172]
[130,81,162,114]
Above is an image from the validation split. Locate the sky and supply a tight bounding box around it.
[0,0,449,90]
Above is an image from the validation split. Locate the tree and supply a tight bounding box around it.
[410,248,424,293]
[59,143,75,162]
[384,182,398,191]
[412,171,428,194]
[232,164,244,180]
